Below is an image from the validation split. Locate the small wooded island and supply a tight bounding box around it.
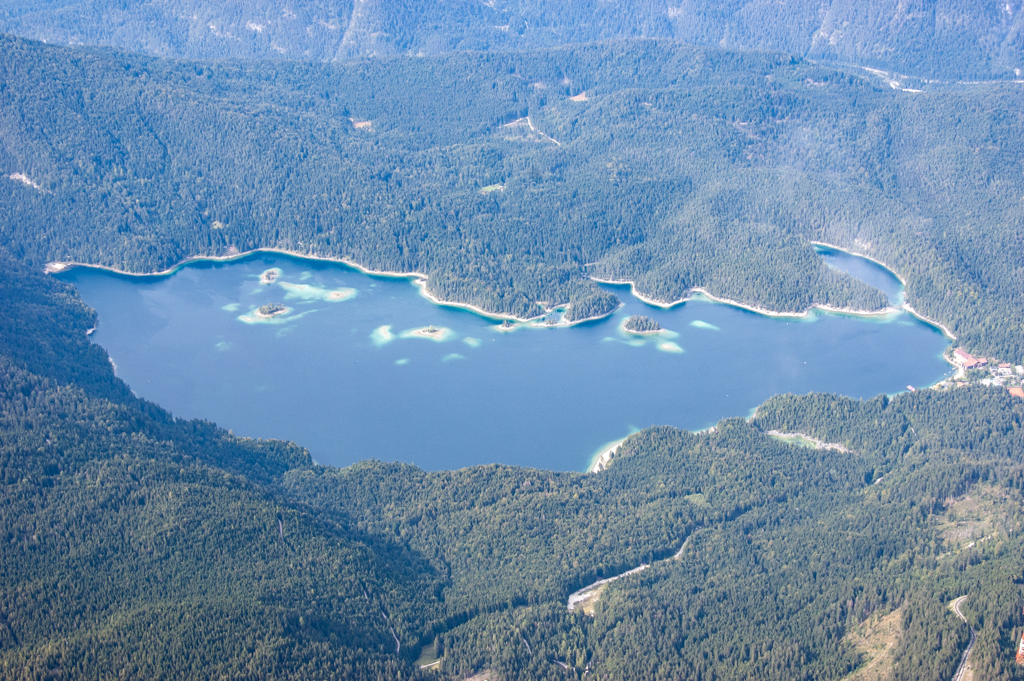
[623,315,662,334]
[255,303,289,318]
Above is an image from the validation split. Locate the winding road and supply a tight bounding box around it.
[950,596,977,681]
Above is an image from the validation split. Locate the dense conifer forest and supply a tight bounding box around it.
[2,35,1023,356]
[2,246,1024,679]
[2,8,1024,679]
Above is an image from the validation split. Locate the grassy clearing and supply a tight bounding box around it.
[573,585,607,616]
[415,646,442,670]
[842,607,903,681]
[768,433,820,449]
[936,484,1024,555]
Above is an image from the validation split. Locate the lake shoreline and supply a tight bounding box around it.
[62,250,956,473]
[593,271,958,381]
[587,436,628,473]
[45,245,956,340]
[254,305,290,319]
[45,248,622,328]
[589,278,956,342]
[592,276,901,318]
[811,242,959,341]
[810,241,908,287]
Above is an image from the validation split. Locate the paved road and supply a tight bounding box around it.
[950,596,977,681]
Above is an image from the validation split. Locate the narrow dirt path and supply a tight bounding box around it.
[526,116,561,146]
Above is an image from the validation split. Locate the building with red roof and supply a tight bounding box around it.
[953,348,981,369]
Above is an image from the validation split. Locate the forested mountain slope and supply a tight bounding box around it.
[1,0,1020,79]
[0,254,436,678]
[2,35,1023,356]
[4,5,1024,679]
[3,246,1024,679]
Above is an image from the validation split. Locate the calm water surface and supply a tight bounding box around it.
[59,251,951,471]
[815,244,905,305]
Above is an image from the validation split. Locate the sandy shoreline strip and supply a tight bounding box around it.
[46,249,434,284]
[589,276,955,341]
[588,436,630,473]
[596,271,960,382]
[45,248,620,327]
[45,243,957,341]
[592,276,902,319]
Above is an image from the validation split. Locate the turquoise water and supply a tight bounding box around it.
[58,251,951,471]
[815,244,905,305]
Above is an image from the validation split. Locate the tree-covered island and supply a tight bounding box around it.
[255,303,288,318]
[7,13,1024,679]
[623,315,662,334]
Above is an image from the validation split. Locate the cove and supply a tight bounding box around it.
[56,251,952,471]
[814,243,906,305]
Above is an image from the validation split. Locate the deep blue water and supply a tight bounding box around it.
[58,251,951,471]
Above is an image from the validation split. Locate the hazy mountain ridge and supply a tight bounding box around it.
[1,0,1021,78]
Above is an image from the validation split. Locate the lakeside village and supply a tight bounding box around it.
[933,348,1024,398]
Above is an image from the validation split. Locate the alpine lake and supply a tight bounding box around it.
[57,246,952,471]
